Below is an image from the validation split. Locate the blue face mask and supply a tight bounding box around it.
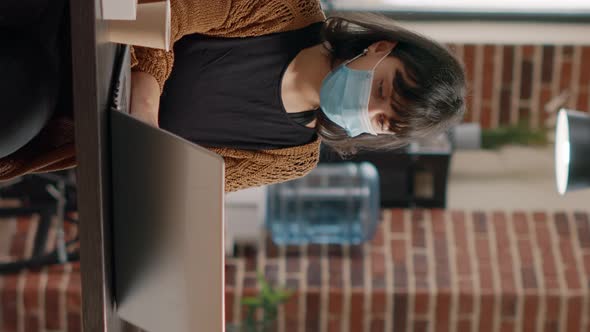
[320,50,389,137]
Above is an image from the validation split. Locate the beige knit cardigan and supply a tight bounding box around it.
[0,0,326,192]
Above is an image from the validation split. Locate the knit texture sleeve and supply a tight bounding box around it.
[208,139,321,192]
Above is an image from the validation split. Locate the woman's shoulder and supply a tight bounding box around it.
[205,0,326,38]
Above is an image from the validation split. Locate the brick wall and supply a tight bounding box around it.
[227,209,590,332]
[0,214,81,332]
[3,209,590,332]
[450,44,590,129]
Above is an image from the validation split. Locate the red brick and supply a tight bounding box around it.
[542,46,555,83]
[500,89,512,125]
[68,314,84,332]
[391,240,406,264]
[431,209,445,234]
[479,268,494,290]
[390,209,405,233]
[393,294,408,331]
[517,240,534,265]
[481,106,492,129]
[457,319,471,332]
[327,318,341,332]
[45,272,63,330]
[225,291,234,323]
[522,294,539,332]
[25,316,40,332]
[16,216,32,233]
[265,236,279,258]
[2,274,19,332]
[458,292,473,315]
[328,291,341,315]
[23,272,40,312]
[372,291,386,314]
[560,60,573,91]
[349,293,364,332]
[501,294,517,317]
[66,273,81,313]
[545,295,561,321]
[393,265,408,290]
[475,239,491,263]
[370,227,384,247]
[479,294,495,332]
[435,292,451,332]
[413,320,428,332]
[580,47,590,84]
[576,93,588,112]
[500,321,516,332]
[370,319,385,332]
[584,254,590,277]
[520,60,534,99]
[306,292,320,332]
[414,291,429,315]
[566,296,583,332]
[412,225,426,249]
[502,46,515,84]
[523,45,535,58]
[512,212,529,236]
[284,294,299,322]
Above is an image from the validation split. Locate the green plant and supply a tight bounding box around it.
[481,123,548,149]
[238,271,294,331]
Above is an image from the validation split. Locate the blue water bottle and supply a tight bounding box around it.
[265,162,380,244]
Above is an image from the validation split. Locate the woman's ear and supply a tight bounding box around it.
[367,40,398,55]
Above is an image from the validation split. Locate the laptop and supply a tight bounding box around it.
[109,46,225,332]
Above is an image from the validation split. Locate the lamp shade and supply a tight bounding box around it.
[555,108,590,195]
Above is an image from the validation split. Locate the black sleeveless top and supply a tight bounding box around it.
[158,22,324,150]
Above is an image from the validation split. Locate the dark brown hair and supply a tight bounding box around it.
[317,13,466,156]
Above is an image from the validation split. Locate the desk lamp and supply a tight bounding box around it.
[555,108,590,195]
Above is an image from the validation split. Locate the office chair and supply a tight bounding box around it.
[0,171,80,274]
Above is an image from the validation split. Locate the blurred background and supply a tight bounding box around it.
[2,1,590,332]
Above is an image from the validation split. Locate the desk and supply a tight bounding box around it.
[69,1,138,331]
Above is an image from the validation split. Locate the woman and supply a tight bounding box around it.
[130,0,466,192]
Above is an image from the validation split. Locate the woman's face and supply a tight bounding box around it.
[345,41,402,135]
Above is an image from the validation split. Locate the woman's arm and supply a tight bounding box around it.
[130,71,161,127]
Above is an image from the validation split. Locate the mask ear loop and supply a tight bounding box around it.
[371,52,390,71]
[344,48,369,66]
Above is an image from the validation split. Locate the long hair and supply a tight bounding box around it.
[317,13,466,156]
